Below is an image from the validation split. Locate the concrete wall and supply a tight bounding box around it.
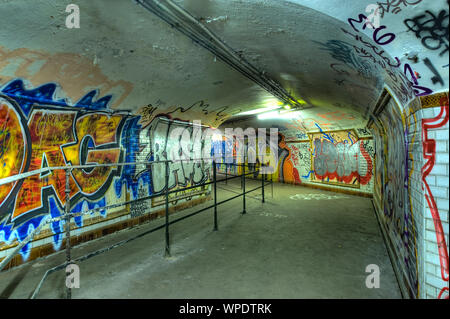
[216,121,375,197]
[218,92,449,300]
[418,93,449,299]
[0,79,212,269]
[371,91,449,299]
[283,131,374,195]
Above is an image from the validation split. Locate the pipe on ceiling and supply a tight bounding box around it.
[135,0,308,111]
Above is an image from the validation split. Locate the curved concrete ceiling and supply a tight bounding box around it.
[0,0,448,128]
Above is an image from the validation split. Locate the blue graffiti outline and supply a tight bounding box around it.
[0,78,118,259]
[302,170,315,179]
[315,123,336,144]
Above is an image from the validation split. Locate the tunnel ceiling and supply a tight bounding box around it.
[0,0,448,128]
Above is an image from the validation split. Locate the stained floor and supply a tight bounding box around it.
[0,177,401,299]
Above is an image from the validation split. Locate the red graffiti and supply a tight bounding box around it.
[317,110,356,122]
[422,96,449,299]
[313,139,373,185]
[359,142,373,185]
[292,167,302,185]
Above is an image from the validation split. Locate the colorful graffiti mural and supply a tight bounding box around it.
[307,129,373,188]
[371,89,450,299]
[0,80,128,259]
[311,137,373,186]
[216,124,374,192]
[371,93,420,297]
[0,79,211,261]
[132,116,211,196]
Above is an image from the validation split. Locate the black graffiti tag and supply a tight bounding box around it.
[377,0,423,18]
[404,10,449,56]
[423,58,445,86]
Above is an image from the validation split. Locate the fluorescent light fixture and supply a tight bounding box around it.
[257,110,301,120]
[257,111,280,120]
[236,105,281,116]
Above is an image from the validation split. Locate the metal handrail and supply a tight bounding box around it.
[0,154,274,186]
[0,158,272,299]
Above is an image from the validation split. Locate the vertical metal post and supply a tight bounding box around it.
[164,161,170,257]
[225,163,228,184]
[213,160,218,231]
[64,168,72,299]
[240,163,243,189]
[242,163,246,214]
[271,172,274,198]
[262,170,265,203]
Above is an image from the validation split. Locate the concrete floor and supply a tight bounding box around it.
[0,178,401,299]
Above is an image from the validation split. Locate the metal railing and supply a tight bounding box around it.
[0,156,272,299]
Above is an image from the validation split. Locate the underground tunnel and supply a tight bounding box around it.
[0,0,449,302]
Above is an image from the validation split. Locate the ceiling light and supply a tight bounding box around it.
[257,111,279,120]
[236,105,281,116]
[257,109,302,120]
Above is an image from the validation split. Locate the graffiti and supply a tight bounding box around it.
[0,82,126,224]
[0,79,129,259]
[216,126,374,195]
[313,138,373,186]
[285,117,329,131]
[137,100,237,128]
[0,47,133,111]
[288,144,301,167]
[165,100,230,125]
[259,212,288,218]
[0,79,215,262]
[12,108,123,223]
[214,131,284,180]
[285,142,311,181]
[423,58,445,86]
[362,140,375,158]
[317,111,356,122]
[375,96,419,296]
[377,0,423,18]
[130,183,150,218]
[315,123,336,144]
[316,39,376,79]
[289,193,349,200]
[330,63,351,76]
[345,12,433,99]
[357,127,372,137]
[330,66,376,92]
[278,126,375,190]
[296,132,308,140]
[371,124,383,199]
[134,117,211,195]
[421,96,449,299]
[404,10,449,56]
[138,104,158,123]
[340,27,401,79]
[302,170,314,179]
